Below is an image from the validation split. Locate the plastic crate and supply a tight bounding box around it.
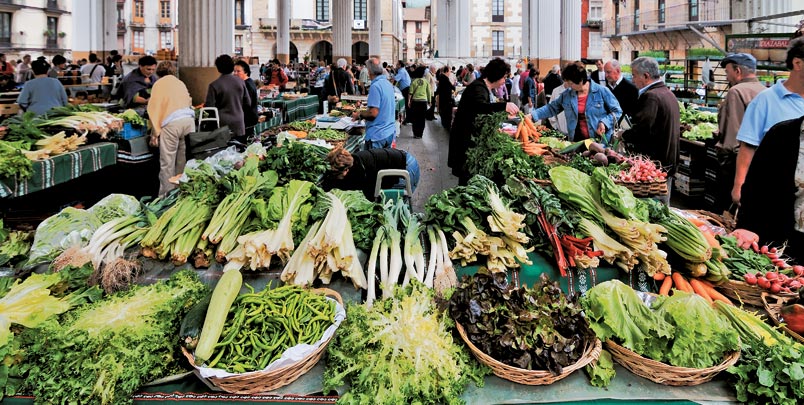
[120,122,145,140]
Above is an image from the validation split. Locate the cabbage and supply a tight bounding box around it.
[27,207,102,265]
[88,193,141,222]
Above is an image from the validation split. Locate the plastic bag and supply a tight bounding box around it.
[27,207,102,265]
[88,193,141,222]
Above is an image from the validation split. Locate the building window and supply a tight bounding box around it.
[0,12,11,45]
[415,21,421,33]
[614,1,620,34]
[589,1,602,20]
[235,0,244,25]
[316,0,329,22]
[134,0,144,18]
[234,34,243,55]
[46,16,58,47]
[160,0,170,19]
[354,0,366,21]
[633,0,640,31]
[689,0,699,21]
[492,30,504,56]
[160,31,172,49]
[658,0,666,23]
[492,0,504,22]
[588,31,602,59]
[133,30,144,51]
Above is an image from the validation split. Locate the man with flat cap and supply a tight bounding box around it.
[714,53,766,212]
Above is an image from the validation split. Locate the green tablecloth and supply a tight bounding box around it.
[395,97,405,120]
[252,114,283,136]
[260,95,319,123]
[0,142,117,198]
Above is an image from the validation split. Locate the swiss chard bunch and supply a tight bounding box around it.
[423,175,497,236]
[449,270,596,375]
[466,112,549,183]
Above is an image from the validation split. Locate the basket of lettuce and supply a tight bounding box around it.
[449,270,601,385]
[582,280,740,386]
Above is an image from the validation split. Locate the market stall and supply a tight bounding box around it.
[259,94,319,123]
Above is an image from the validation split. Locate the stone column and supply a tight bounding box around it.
[436,0,469,58]
[522,0,561,75]
[455,0,470,57]
[369,0,382,58]
[560,0,582,65]
[276,0,290,64]
[71,0,117,61]
[179,0,234,105]
[332,0,354,64]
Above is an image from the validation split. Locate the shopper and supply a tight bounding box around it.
[408,65,432,139]
[234,60,260,134]
[0,53,13,76]
[604,59,639,118]
[731,37,804,205]
[520,68,538,114]
[530,61,622,143]
[323,146,420,200]
[311,61,328,113]
[543,64,563,102]
[621,57,680,177]
[510,69,522,108]
[16,59,68,115]
[118,55,158,110]
[147,61,195,196]
[325,58,354,105]
[713,53,766,212]
[394,61,411,123]
[80,53,106,93]
[425,65,438,120]
[47,55,68,78]
[265,59,289,89]
[205,54,252,139]
[16,54,32,84]
[590,59,606,86]
[461,64,476,86]
[449,58,519,186]
[436,65,455,130]
[352,57,396,149]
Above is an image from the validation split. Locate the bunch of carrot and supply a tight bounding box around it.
[515,113,548,156]
[655,271,733,306]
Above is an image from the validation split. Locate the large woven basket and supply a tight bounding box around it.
[455,322,601,385]
[761,292,804,344]
[181,288,343,394]
[717,279,797,308]
[605,340,739,386]
[613,178,669,197]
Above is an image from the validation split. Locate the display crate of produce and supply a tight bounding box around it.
[119,122,146,140]
[762,293,804,344]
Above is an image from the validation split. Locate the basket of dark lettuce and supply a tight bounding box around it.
[449,269,601,385]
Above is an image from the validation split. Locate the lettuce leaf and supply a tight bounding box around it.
[585,349,616,387]
[593,167,648,222]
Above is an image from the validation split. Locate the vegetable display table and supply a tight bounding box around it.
[0,142,117,198]
[260,95,319,123]
[252,113,283,136]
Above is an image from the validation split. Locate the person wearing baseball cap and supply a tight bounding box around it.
[713,52,766,212]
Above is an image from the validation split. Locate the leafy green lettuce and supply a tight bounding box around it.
[27,207,103,265]
[585,349,616,388]
[592,167,648,222]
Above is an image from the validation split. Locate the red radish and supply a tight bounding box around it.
[758,277,771,289]
[773,259,788,268]
[789,280,802,289]
[767,253,779,260]
[761,245,769,254]
[793,265,804,276]
[744,273,758,285]
[770,247,778,254]
[770,283,782,294]
[766,272,778,281]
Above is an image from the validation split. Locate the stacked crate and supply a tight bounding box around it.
[675,138,707,202]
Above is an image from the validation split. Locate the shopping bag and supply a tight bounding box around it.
[186,126,232,159]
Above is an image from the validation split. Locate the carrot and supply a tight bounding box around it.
[672,272,692,293]
[687,217,707,227]
[521,123,530,144]
[690,278,714,304]
[653,272,666,281]
[659,276,673,296]
[698,280,734,305]
[701,230,721,250]
[514,121,523,141]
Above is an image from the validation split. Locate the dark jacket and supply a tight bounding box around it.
[737,116,804,261]
[324,67,354,98]
[448,79,508,177]
[609,78,639,118]
[118,68,158,107]
[205,74,252,137]
[436,73,454,104]
[242,78,259,129]
[322,148,408,200]
[543,72,563,99]
[621,81,680,174]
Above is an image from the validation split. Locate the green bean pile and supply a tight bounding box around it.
[308,128,347,141]
[206,283,336,373]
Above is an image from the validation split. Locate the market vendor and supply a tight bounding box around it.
[352,57,396,149]
[731,115,804,261]
[529,61,622,143]
[16,59,68,115]
[322,146,420,201]
[117,55,158,110]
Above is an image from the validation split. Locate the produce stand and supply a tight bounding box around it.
[260,95,319,123]
[0,142,117,198]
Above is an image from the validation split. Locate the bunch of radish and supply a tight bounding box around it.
[743,244,804,294]
[616,156,668,183]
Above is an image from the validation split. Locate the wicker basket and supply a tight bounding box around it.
[455,322,601,385]
[605,340,739,386]
[761,292,804,344]
[181,288,343,394]
[717,279,797,308]
[613,178,669,197]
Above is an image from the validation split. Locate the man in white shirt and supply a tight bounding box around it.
[80,53,106,92]
[510,69,522,108]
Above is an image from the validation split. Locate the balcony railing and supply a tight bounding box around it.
[603,2,730,37]
[46,38,57,49]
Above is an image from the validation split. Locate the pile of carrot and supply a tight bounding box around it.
[515,114,548,156]
[655,272,733,306]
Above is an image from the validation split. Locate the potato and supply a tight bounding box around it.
[593,152,609,166]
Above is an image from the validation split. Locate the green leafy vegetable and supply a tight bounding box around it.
[310,189,383,251]
[0,221,32,268]
[0,140,34,179]
[585,349,616,388]
[261,140,329,185]
[324,283,488,405]
[116,109,147,127]
[593,167,648,222]
[27,207,103,265]
[466,112,550,182]
[88,193,141,223]
[682,122,717,141]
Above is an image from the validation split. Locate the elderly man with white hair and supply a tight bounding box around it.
[352,57,397,149]
[324,57,354,105]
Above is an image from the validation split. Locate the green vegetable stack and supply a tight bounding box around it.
[465,112,550,182]
[202,283,337,373]
[449,270,597,375]
[324,283,488,405]
[0,220,32,268]
[308,128,347,141]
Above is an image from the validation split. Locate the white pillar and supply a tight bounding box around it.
[178,0,234,104]
[369,0,381,58]
[560,0,582,63]
[277,0,290,64]
[456,0,470,57]
[72,1,117,58]
[436,0,470,58]
[332,0,354,64]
